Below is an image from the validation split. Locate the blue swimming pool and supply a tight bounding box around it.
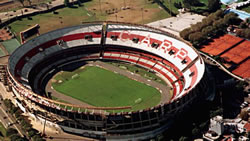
[220,0,237,5]
[225,8,250,20]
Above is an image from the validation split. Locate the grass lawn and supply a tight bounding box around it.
[0,48,6,57]
[52,66,161,111]
[108,62,167,85]
[1,39,20,54]
[161,0,209,14]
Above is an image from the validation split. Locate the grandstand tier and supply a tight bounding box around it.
[6,22,211,140]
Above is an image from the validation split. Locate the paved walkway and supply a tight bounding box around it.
[148,12,205,36]
[0,0,71,22]
[46,61,172,110]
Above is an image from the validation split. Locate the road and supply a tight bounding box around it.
[0,97,26,137]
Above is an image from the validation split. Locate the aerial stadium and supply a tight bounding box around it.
[3,21,212,140]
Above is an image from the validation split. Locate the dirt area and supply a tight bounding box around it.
[88,0,163,23]
[6,0,169,41]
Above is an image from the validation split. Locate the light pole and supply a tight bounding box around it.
[141,8,144,24]
[42,112,47,137]
[99,0,102,14]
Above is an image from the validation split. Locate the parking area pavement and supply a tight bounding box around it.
[148,12,205,36]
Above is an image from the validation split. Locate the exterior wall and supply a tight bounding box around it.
[6,22,210,140]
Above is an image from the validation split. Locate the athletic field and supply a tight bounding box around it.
[52,66,161,111]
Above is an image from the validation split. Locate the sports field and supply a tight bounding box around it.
[52,66,161,111]
[9,0,170,41]
[1,39,20,54]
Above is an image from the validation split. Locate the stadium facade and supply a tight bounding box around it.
[1,22,213,140]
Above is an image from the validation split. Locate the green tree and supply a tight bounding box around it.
[192,127,200,137]
[14,109,22,118]
[213,19,226,29]
[6,128,18,137]
[188,32,204,43]
[202,26,213,36]
[214,9,224,18]
[202,18,213,26]
[32,134,45,141]
[10,134,23,141]
[28,129,39,138]
[243,28,250,39]
[64,0,70,7]
[223,12,241,25]
[180,28,193,40]
[191,22,205,32]
[4,99,12,108]
[208,0,221,12]
[183,0,191,9]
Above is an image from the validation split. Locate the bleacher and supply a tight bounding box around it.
[6,22,208,140]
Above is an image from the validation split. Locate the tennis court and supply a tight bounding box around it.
[201,34,243,56]
[201,34,249,79]
[221,40,250,64]
[232,59,250,78]
[1,39,20,54]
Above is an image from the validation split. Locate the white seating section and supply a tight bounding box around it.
[8,22,205,104]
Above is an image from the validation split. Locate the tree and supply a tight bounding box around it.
[183,0,191,9]
[188,32,205,43]
[32,134,45,141]
[243,28,250,39]
[4,99,12,108]
[213,19,226,30]
[202,17,213,26]
[10,106,18,114]
[64,0,70,7]
[6,128,18,137]
[10,134,23,141]
[214,9,224,18]
[14,109,22,119]
[223,12,241,25]
[180,28,193,40]
[202,26,213,36]
[236,29,244,37]
[28,129,39,138]
[192,128,200,137]
[208,0,221,12]
[191,22,206,32]
[174,2,182,9]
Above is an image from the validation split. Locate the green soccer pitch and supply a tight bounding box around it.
[52,66,161,111]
